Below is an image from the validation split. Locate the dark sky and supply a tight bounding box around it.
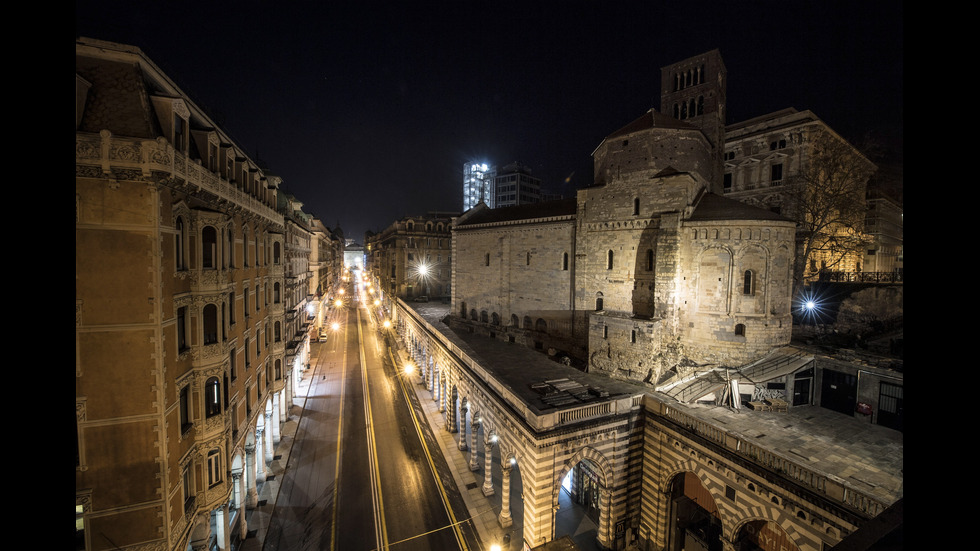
[76,1,903,242]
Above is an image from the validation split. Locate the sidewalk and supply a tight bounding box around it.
[236,360,314,551]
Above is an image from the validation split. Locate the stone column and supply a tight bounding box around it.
[469,413,480,471]
[264,411,275,463]
[254,429,267,484]
[482,432,495,496]
[458,403,468,450]
[499,458,514,527]
[215,504,230,551]
[271,394,281,444]
[245,445,258,508]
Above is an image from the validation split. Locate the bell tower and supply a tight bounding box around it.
[660,50,727,192]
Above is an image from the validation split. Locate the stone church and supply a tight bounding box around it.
[450,50,796,387]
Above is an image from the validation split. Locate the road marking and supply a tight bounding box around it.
[330,311,348,550]
[389,344,470,551]
[359,308,389,550]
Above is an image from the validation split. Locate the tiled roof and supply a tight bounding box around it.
[456,198,577,226]
[605,108,697,140]
[688,192,793,222]
[76,56,160,139]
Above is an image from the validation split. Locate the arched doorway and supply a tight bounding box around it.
[667,472,722,551]
[734,520,799,551]
[556,458,603,549]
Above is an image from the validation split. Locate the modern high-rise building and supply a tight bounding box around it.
[462,161,495,211]
[493,162,542,208]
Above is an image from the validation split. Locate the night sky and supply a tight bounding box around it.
[76,1,903,242]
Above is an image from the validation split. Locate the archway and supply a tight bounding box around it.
[733,519,800,551]
[667,471,722,551]
[556,458,602,548]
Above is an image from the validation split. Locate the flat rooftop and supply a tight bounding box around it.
[405,302,903,506]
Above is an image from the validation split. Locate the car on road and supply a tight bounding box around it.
[318,331,328,342]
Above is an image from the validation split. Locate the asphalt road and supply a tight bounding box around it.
[262,289,480,551]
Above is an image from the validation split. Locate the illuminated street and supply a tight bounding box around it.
[260,277,480,551]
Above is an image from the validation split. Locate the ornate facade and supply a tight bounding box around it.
[76,38,295,551]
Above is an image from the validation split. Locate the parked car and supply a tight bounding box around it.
[414,295,429,303]
[318,331,328,342]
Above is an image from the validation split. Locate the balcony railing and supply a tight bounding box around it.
[818,271,903,283]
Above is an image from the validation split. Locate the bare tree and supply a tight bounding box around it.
[789,128,877,285]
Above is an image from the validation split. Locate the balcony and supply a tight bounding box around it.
[75,131,283,228]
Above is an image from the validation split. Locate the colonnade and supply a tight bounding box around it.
[192,382,292,551]
[397,311,630,549]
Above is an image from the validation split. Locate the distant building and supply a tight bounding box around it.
[365,212,455,302]
[462,161,495,211]
[493,162,542,207]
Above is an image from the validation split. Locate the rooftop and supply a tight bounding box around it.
[404,302,903,507]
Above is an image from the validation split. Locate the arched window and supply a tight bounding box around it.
[735,324,746,336]
[275,359,282,380]
[274,282,281,303]
[203,304,218,345]
[273,241,281,264]
[524,316,532,329]
[743,270,754,295]
[510,314,519,327]
[607,250,614,270]
[535,318,548,332]
[205,377,221,417]
[491,312,500,325]
[202,226,217,268]
[470,309,478,321]
[480,311,488,323]
[274,321,281,342]
[596,293,604,311]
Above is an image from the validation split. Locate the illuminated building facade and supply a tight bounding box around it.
[463,161,496,211]
[76,38,294,551]
[365,213,455,302]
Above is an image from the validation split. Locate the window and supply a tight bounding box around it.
[207,449,222,487]
[175,217,186,270]
[630,330,636,343]
[770,163,783,185]
[742,270,754,295]
[633,198,640,216]
[177,307,188,351]
[230,351,237,380]
[229,292,236,325]
[735,324,746,336]
[646,249,654,271]
[526,252,531,266]
[182,467,193,508]
[723,173,732,191]
[562,252,569,271]
[485,253,490,266]
[596,296,604,311]
[173,114,186,152]
[202,226,217,268]
[603,325,608,339]
[255,285,260,311]
[245,338,250,367]
[203,304,218,345]
[205,377,221,417]
[179,385,192,432]
[607,250,614,270]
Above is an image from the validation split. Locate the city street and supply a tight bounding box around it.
[260,284,480,551]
